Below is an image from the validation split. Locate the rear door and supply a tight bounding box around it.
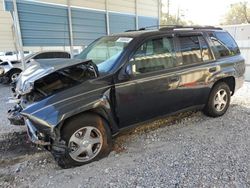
[115,35,184,127]
[174,32,216,107]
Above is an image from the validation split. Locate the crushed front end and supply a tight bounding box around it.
[8,59,98,145]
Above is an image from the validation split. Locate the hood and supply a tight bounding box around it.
[15,58,98,95]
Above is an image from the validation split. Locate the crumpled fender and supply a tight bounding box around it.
[21,83,117,133]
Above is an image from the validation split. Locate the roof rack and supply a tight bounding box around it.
[125,28,146,32]
[125,25,222,32]
[159,25,223,31]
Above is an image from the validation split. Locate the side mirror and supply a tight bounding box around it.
[125,64,133,76]
[119,63,133,81]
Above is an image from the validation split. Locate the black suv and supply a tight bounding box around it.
[10,26,245,168]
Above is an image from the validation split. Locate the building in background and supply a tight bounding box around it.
[0,1,15,51]
[1,0,160,55]
[222,24,250,81]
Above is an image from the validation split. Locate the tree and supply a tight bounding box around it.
[222,2,250,25]
[161,13,193,26]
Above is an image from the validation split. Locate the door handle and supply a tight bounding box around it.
[169,75,180,82]
[209,67,217,73]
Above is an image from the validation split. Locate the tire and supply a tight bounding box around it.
[9,70,22,83]
[204,82,231,117]
[52,113,112,168]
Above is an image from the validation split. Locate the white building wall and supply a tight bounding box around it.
[0,0,15,51]
[222,24,250,81]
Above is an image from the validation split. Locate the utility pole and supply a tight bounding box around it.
[67,0,74,59]
[13,0,25,70]
[167,0,170,19]
[176,6,180,24]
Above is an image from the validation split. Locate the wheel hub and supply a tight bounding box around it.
[68,126,103,162]
[214,89,228,112]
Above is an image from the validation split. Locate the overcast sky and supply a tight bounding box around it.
[162,0,250,25]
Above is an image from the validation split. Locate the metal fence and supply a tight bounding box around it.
[222,24,250,81]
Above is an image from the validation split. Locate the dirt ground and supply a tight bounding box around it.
[0,83,250,188]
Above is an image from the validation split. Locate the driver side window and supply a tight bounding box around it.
[130,37,176,74]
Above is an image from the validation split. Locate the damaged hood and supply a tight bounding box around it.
[16,58,96,95]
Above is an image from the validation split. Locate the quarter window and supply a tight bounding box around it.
[210,32,240,58]
[130,37,176,74]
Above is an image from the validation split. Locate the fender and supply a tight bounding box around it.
[208,58,239,88]
[21,83,119,135]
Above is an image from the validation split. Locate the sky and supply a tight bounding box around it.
[162,0,250,25]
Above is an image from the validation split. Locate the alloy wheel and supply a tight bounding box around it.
[214,89,228,112]
[11,73,20,82]
[68,126,103,162]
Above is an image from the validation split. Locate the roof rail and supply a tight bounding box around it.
[125,25,171,32]
[125,25,222,33]
[125,28,146,32]
[159,25,223,31]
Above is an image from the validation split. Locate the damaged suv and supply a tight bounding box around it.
[9,26,245,168]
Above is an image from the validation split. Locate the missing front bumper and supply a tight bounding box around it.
[26,119,51,146]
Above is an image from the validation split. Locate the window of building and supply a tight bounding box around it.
[130,37,176,74]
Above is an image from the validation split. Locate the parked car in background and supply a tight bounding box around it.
[8,26,245,168]
[0,51,32,62]
[0,51,70,83]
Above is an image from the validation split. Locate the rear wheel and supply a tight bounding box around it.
[52,113,112,168]
[204,82,231,117]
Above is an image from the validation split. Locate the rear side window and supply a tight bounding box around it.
[179,36,202,65]
[34,52,70,59]
[5,52,13,56]
[210,32,240,58]
[178,35,213,66]
[54,52,70,58]
[198,36,213,62]
[130,37,176,74]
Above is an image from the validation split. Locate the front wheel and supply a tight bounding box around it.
[52,113,112,168]
[204,82,231,117]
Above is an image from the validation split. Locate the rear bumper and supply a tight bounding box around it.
[234,75,244,93]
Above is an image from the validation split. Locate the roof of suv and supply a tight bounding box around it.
[110,25,224,38]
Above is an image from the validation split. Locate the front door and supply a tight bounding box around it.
[115,35,183,127]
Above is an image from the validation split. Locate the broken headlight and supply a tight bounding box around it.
[0,67,4,76]
[20,81,34,95]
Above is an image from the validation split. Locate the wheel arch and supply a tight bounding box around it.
[56,106,119,138]
[6,67,22,77]
[211,76,236,96]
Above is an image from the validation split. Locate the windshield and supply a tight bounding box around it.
[76,36,133,73]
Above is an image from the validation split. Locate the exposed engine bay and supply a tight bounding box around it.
[8,60,98,125]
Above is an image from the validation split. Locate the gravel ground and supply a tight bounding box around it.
[0,85,24,135]
[0,83,250,188]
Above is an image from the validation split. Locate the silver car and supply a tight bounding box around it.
[0,51,71,83]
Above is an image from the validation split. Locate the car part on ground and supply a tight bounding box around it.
[8,25,245,168]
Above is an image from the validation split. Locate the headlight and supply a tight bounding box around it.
[0,67,4,76]
[19,81,34,95]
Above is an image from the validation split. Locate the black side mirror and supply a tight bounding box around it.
[119,63,133,81]
[125,64,133,76]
